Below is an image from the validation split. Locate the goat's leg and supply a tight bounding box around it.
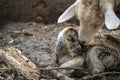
[87,46,105,74]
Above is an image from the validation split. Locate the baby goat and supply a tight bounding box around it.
[55,27,84,67]
[55,27,120,74]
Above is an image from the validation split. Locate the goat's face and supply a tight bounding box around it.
[64,28,82,56]
[77,0,104,41]
[58,0,120,42]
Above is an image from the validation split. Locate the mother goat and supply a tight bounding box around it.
[58,0,120,42]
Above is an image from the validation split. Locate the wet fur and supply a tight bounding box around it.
[55,27,83,66]
[56,27,120,74]
[86,28,120,73]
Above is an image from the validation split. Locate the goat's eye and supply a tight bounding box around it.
[67,37,75,43]
[71,38,75,42]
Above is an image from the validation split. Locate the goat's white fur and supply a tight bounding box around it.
[105,3,120,29]
[57,0,80,23]
[57,27,69,44]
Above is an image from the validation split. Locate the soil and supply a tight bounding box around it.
[0,22,77,79]
[0,22,74,65]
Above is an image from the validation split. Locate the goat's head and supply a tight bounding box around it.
[58,0,120,42]
[64,27,82,56]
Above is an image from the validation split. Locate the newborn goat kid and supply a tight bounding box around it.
[56,27,120,74]
[58,0,120,42]
[55,27,84,68]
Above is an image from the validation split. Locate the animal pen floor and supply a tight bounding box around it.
[0,22,120,80]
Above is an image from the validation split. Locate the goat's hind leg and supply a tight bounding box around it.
[87,46,105,74]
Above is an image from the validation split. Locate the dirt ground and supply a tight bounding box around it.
[0,22,79,79]
[0,22,73,65]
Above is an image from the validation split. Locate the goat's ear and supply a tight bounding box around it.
[57,0,80,23]
[55,36,66,63]
[105,4,120,29]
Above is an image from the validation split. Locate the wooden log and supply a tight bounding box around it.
[50,69,74,80]
[0,47,40,80]
[60,56,84,68]
[41,66,74,80]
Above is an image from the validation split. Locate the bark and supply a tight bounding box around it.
[0,47,40,80]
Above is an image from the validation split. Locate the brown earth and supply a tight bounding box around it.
[0,22,78,79]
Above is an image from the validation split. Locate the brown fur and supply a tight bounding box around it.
[56,27,120,74]
[76,0,104,41]
[55,27,83,66]
[76,0,119,42]
[85,28,120,73]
